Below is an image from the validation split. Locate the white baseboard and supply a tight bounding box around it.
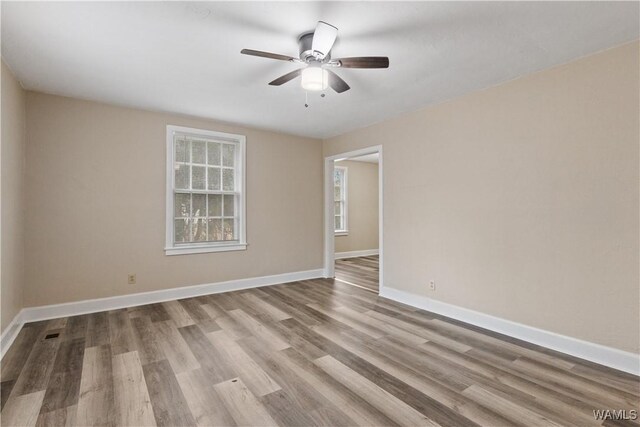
[1,268,324,359]
[0,309,26,360]
[335,249,379,260]
[380,287,640,376]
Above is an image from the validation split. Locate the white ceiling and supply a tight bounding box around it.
[2,2,638,139]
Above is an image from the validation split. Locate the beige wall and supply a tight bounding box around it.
[335,160,378,253]
[1,61,26,333]
[24,93,323,307]
[324,42,640,353]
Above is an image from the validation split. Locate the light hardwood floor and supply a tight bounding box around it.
[1,278,638,426]
[335,255,379,293]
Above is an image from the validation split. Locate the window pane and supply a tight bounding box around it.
[208,141,221,166]
[208,218,222,241]
[223,169,234,191]
[335,216,342,230]
[175,164,190,190]
[223,219,235,240]
[192,166,206,190]
[192,139,206,164]
[192,194,206,217]
[208,167,221,190]
[334,170,341,186]
[222,144,235,167]
[208,194,222,217]
[192,218,208,242]
[175,193,191,217]
[169,129,244,250]
[223,195,235,217]
[175,138,190,163]
[175,218,191,243]
[334,186,341,201]
[334,201,341,215]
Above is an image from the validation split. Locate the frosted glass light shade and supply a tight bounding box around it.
[301,67,328,91]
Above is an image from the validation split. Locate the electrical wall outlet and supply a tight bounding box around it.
[128,274,136,285]
[429,280,436,291]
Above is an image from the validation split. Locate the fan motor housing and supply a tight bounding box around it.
[298,31,331,62]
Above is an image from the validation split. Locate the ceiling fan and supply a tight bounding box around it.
[241,21,389,94]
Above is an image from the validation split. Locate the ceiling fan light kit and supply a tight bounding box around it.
[301,66,329,91]
[241,21,389,96]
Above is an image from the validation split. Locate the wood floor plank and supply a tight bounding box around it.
[260,389,317,426]
[63,316,88,341]
[259,287,326,326]
[283,318,481,427]
[428,317,577,370]
[142,359,195,426]
[175,368,237,427]
[108,309,136,355]
[214,314,253,340]
[39,337,85,413]
[307,303,386,339]
[368,309,475,353]
[313,325,512,426]
[178,298,211,323]
[213,377,278,427]
[265,320,327,360]
[237,336,331,413]
[130,316,165,366]
[1,325,42,382]
[85,312,110,348]
[278,347,397,427]
[420,341,605,426]
[152,320,200,374]
[315,325,472,396]
[336,305,427,345]
[315,355,438,426]
[227,309,291,351]
[570,363,640,397]
[462,384,563,427]
[162,300,195,328]
[206,330,281,397]
[1,390,46,427]
[512,356,638,408]
[1,380,16,411]
[128,303,172,323]
[11,335,59,396]
[112,351,156,427]
[178,324,236,383]
[36,404,77,427]
[240,293,292,322]
[335,255,379,293]
[75,345,114,426]
[200,303,225,320]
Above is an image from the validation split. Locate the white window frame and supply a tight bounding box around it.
[334,166,348,236]
[165,125,247,256]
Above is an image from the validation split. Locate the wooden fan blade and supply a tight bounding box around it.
[241,49,296,62]
[269,69,303,86]
[327,70,350,93]
[337,56,389,68]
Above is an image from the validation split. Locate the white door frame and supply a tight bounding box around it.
[324,145,384,293]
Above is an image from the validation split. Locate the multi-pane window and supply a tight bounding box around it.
[334,166,348,234]
[166,126,246,255]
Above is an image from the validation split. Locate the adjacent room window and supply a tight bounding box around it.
[165,125,246,255]
[334,166,348,235]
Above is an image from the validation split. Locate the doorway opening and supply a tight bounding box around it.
[324,146,383,294]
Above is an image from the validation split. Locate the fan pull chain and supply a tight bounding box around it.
[304,91,309,108]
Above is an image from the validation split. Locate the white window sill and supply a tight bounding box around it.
[335,231,349,237]
[165,243,247,256]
